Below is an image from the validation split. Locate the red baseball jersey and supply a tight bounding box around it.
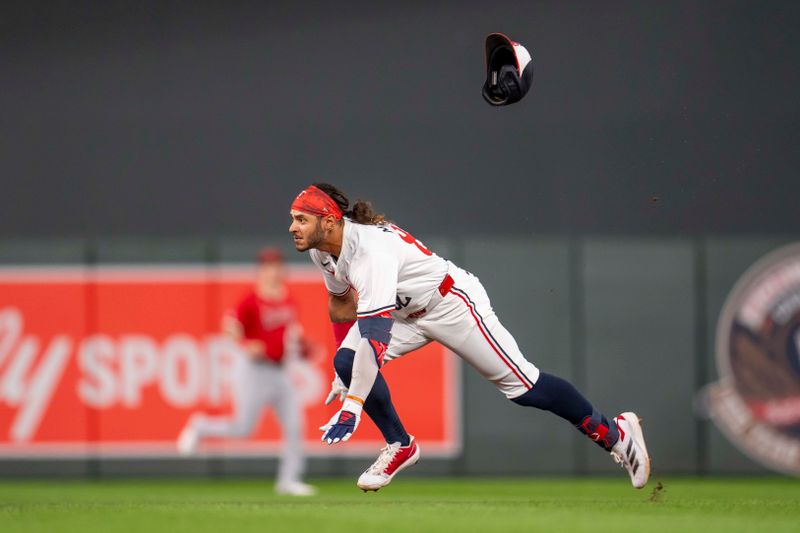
[234,291,297,363]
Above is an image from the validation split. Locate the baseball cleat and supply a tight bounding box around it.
[610,412,650,489]
[357,436,420,491]
[176,425,199,456]
[275,481,317,497]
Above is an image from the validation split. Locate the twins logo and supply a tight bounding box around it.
[703,243,800,475]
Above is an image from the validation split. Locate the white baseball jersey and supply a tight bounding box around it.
[313,217,541,399]
[309,219,448,320]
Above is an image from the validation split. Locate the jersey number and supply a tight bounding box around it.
[388,224,433,256]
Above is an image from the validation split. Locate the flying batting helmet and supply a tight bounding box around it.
[482,33,533,107]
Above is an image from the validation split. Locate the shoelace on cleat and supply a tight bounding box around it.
[611,451,625,468]
[366,442,402,475]
[611,439,640,475]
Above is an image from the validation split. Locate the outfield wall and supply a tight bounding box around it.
[0,236,796,478]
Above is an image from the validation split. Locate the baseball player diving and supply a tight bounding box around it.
[289,183,650,492]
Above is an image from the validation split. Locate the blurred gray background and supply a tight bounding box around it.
[1,0,799,478]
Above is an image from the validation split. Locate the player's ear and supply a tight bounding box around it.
[321,214,337,231]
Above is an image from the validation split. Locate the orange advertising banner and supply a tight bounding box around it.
[0,266,460,457]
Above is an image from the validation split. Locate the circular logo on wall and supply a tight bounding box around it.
[705,243,800,474]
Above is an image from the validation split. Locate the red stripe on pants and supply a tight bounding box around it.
[450,290,532,390]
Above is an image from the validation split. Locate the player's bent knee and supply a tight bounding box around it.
[510,387,551,410]
[333,347,355,383]
[490,368,541,401]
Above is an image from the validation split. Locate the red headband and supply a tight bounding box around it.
[291,185,343,219]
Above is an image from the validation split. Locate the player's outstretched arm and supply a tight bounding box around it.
[320,337,378,444]
[320,315,392,445]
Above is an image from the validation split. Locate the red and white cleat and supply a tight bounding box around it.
[357,436,420,492]
[610,412,650,489]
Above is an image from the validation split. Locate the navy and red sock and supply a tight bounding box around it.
[333,354,616,452]
[511,372,619,451]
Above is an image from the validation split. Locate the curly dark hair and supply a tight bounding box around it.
[313,183,387,225]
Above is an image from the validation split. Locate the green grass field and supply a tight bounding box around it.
[1,477,799,533]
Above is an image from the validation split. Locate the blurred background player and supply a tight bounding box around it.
[177,248,318,496]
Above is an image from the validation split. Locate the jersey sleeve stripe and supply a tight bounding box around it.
[356,304,396,318]
[328,286,351,297]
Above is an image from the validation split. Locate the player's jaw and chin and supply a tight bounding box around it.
[289,213,326,252]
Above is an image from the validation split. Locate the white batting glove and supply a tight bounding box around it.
[324,374,348,405]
